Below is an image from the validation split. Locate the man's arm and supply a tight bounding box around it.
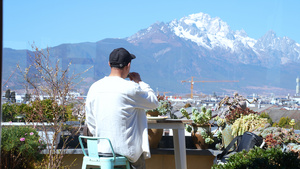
[128,72,159,109]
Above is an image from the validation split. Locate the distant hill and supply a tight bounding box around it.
[3,12,300,96]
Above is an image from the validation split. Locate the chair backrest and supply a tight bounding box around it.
[79,136,117,161]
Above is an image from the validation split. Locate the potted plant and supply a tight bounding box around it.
[147,95,173,148]
[181,106,215,149]
[146,95,173,117]
[214,93,258,149]
[230,113,269,137]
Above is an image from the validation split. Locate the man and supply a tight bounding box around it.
[85,47,158,169]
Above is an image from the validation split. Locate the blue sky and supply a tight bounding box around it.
[3,0,300,50]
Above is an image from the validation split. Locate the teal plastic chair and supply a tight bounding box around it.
[79,136,130,169]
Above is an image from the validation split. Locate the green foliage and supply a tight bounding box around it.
[180,108,190,119]
[2,99,77,122]
[231,114,268,137]
[212,147,300,169]
[192,106,212,125]
[181,106,214,144]
[259,112,273,125]
[149,98,176,118]
[278,116,291,128]
[272,122,278,127]
[181,106,212,125]
[157,100,172,116]
[214,116,226,127]
[2,103,29,122]
[26,99,73,122]
[1,126,46,169]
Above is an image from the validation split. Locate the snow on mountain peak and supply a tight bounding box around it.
[169,12,256,51]
[127,12,299,65]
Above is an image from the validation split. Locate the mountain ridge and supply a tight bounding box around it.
[3,12,300,96]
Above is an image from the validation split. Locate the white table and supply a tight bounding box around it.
[148,119,190,169]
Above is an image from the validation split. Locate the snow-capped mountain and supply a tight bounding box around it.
[128,12,300,67]
[254,30,300,65]
[169,13,256,50]
[3,12,300,95]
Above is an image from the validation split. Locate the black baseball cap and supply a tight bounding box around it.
[109,48,136,68]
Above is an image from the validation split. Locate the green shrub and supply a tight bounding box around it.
[2,99,79,122]
[278,116,291,128]
[2,103,29,122]
[1,126,46,169]
[259,112,273,125]
[212,147,300,169]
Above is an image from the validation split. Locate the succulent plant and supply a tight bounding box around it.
[181,106,215,144]
[181,106,212,125]
[252,126,300,150]
[180,108,190,119]
[185,124,192,132]
[215,143,223,150]
[148,95,176,118]
[231,114,268,137]
[215,93,257,120]
[215,130,222,139]
[157,99,172,116]
[214,116,226,127]
[286,143,300,158]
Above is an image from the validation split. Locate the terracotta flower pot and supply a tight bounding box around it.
[147,110,163,149]
[148,129,163,149]
[191,124,211,149]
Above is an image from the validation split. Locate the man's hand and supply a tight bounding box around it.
[128,72,142,83]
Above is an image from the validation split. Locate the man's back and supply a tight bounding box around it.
[85,76,158,162]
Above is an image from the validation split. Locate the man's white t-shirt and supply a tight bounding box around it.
[85,76,158,162]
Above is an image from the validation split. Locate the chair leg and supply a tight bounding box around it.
[126,161,131,169]
[81,159,87,169]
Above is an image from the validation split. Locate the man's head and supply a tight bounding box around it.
[109,48,136,69]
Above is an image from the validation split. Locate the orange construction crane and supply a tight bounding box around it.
[181,76,239,99]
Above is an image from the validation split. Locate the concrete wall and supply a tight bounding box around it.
[62,153,215,169]
[146,154,214,169]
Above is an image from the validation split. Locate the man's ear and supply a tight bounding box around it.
[108,62,111,67]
